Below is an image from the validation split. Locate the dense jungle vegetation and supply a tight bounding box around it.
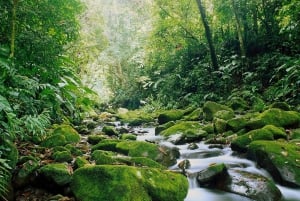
[0,0,299,199]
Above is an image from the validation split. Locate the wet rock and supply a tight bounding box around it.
[178,159,191,175]
[116,141,179,166]
[52,151,73,163]
[14,157,40,188]
[120,133,137,141]
[188,142,199,150]
[231,125,287,153]
[41,124,80,148]
[102,126,118,136]
[91,150,164,168]
[155,121,175,135]
[71,165,188,201]
[160,121,207,142]
[157,110,185,124]
[183,108,203,121]
[246,108,300,129]
[38,163,72,186]
[203,101,234,121]
[197,163,228,187]
[227,117,247,132]
[87,134,109,145]
[74,157,89,169]
[226,169,282,201]
[247,140,300,187]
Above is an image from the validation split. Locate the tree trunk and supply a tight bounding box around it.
[10,0,18,58]
[231,0,246,58]
[195,0,218,71]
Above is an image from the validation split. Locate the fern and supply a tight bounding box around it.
[0,157,11,200]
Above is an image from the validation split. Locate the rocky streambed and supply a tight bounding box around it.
[5,100,300,201]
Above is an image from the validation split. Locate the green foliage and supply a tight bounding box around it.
[0,158,11,200]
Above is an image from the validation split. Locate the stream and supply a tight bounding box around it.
[131,126,300,201]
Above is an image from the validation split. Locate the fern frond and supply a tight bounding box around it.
[0,158,11,200]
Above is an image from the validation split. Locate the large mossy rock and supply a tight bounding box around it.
[183,108,203,121]
[203,101,234,121]
[227,117,248,132]
[231,125,287,153]
[157,110,184,125]
[41,124,80,148]
[117,109,154,126]
[116,141,179,167]
[38,163,72,186]
[160,121,207,142]
[91,139,121,152]
[197,163,228,187]
[91,150,164,168]
[246,108,300,129]
[71,165,188,201]
[247,141,300,187]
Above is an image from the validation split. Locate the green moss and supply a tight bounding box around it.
[16,159,39,182]
[246,108,300,129]
[102,126,118,136]
[213,118,227,133]
[65,144,83,156]
[117,109,154,126]
[2,140,18,169]
[270,102,291,111]
[202,123,214,134]
[74,156,89,169]
[71,165,188,201]
[116,141,159,160]
[87,135,108,145]
[157,109,185,124]
[39,163,72,186]
[91,139,121,152]
[53,151,73,163]
[160,121,203,137]
[231,125,286,153]
[214,110,235,120]
[41,124,80,148]
[227,117,247,132]
[248,141,300,186]
[291,128,300,140]
[227,97,249,112]
[52,124,80,143]
[183,108,203,121]
[203,101,234,121]
[155,121,175,135]
[120,134,137,141]
[91,150,118,165]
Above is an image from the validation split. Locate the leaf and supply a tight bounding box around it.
[0,95,12,112]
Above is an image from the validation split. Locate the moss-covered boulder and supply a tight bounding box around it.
[231,125,286,153]
[196,163,282,201]
[52,151,73,163]
[157,110,185,125]
[227,97,249,112]
[226,170,282,201]
[117,109,154,126]
[1,139,18,169]
[71,165,188,201]
[87,134,109,145]
[74,156,90,169]
[14,157,40,188]
[291,128,300,140]
[155,121,175,135]
[102,126,118,136]
[41,124,80,148]
[120,133,137,141]
[91,139,122,152]
[160,121,207,141]
[246,108,300,129]
[227,117,247,132]
[38,163,72,186]
[213,118,227,133]
[115,141,179,167]
[270,102,291,111]
[197,163,228,187]
[91,150,164,168]
[247,141,300,187]
[203,101,234,121]
[183,108,203,121]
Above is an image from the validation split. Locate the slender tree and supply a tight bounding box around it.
[195,0,218,71]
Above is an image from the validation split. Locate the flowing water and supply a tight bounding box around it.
[133,126,300,201]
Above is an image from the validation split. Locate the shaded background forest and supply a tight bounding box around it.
[0,0,299,198]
